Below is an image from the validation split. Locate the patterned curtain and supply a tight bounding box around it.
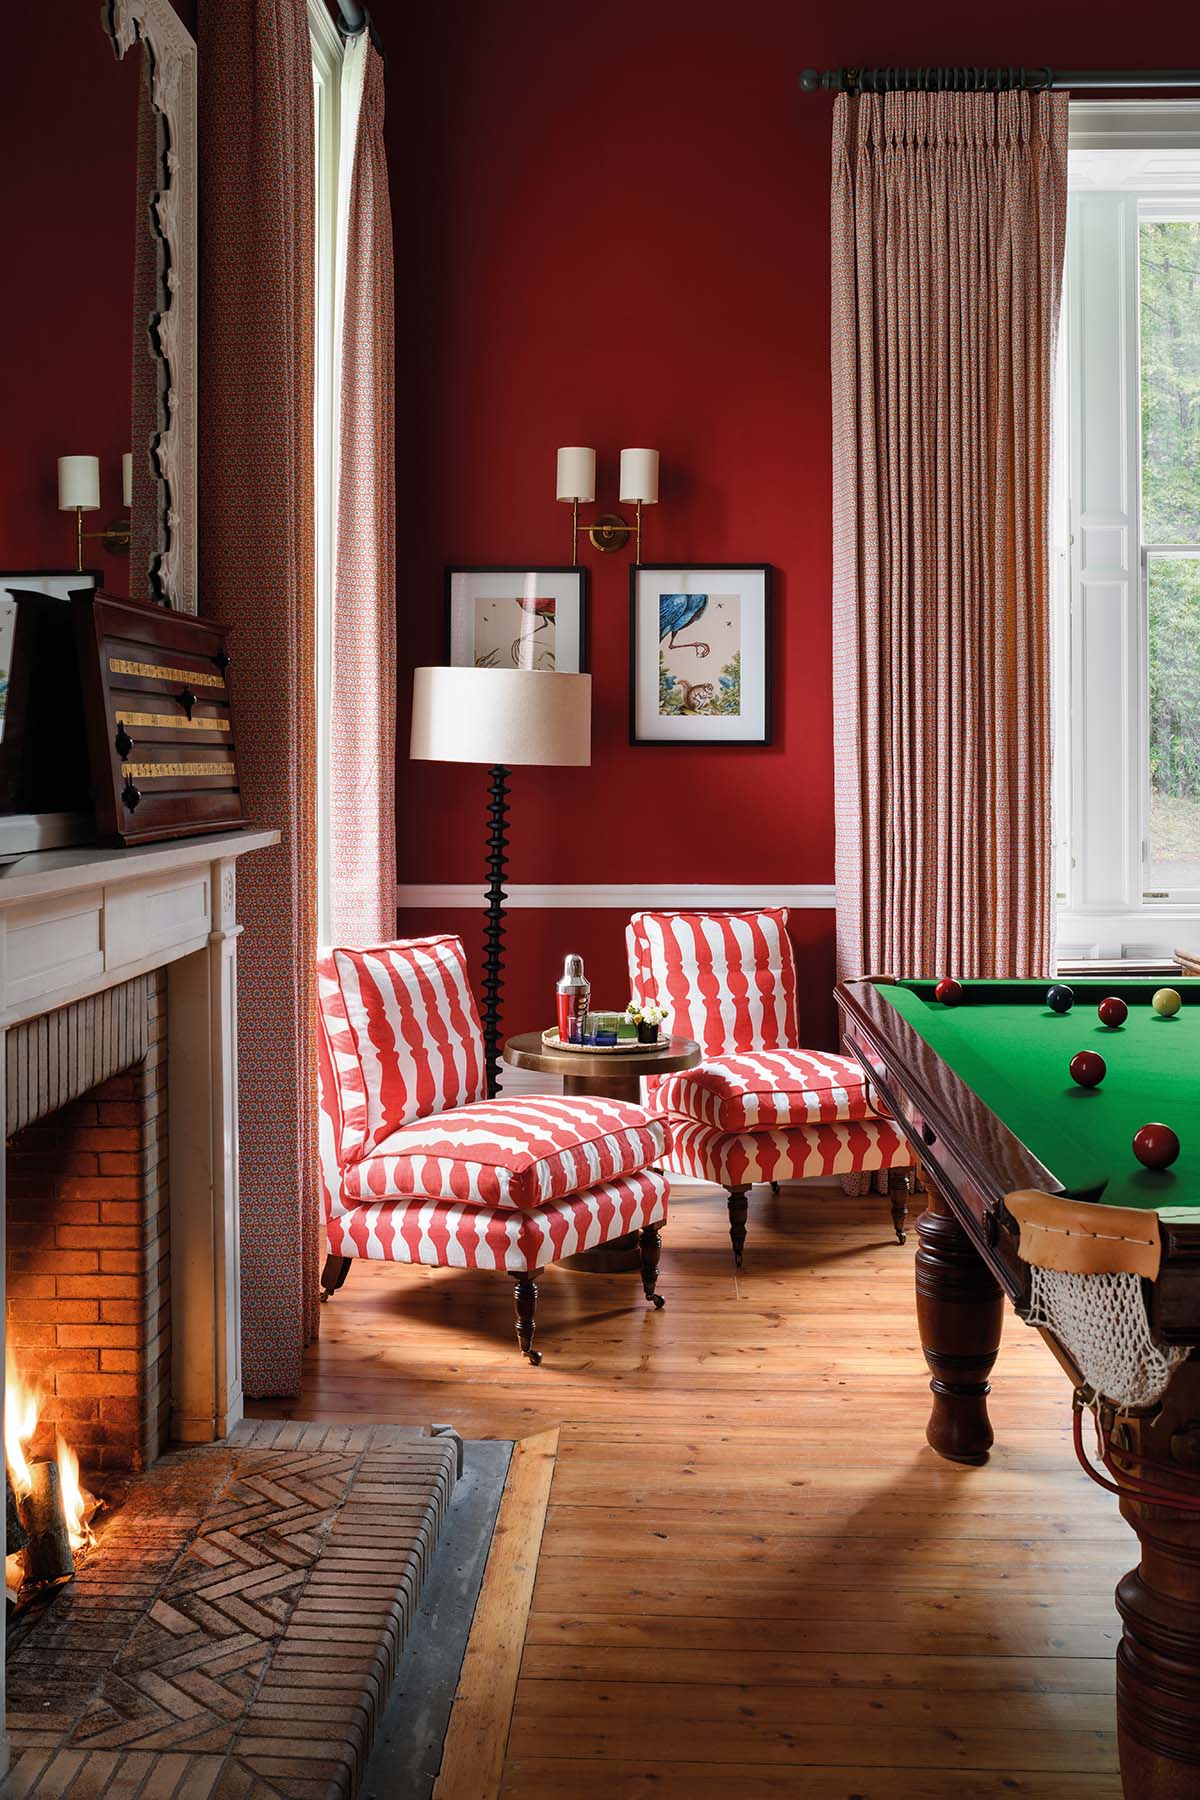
[831,90,1068,980]
[198,0,319,1395]
[328,39,397,944]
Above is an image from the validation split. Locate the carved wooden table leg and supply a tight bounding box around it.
[914,1191,1004,1463]
[1112,1365,1200,1798]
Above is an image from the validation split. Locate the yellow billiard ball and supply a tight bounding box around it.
[1153,987,1183,1018]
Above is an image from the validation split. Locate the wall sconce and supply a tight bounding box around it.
[556,446,659,563]
[57,453,133,571]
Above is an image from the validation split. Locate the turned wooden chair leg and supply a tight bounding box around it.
[888,1170,910,1245]
[320,1254,353,1301]
[513,1272,542,1365]
[727,1188,750,1268]
[639,1225,666,1309]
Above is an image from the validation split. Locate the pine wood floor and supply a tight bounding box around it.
[249,1182,1128,1797]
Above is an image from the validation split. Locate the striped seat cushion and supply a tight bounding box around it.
[328,1168,668,1273]
[665,1115,911,1187]
[328,935,486,1157]
[626,909,800,1057]
[341,1093,668,1212]
[650,1049,876,1132]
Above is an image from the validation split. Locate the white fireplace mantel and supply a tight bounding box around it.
[1,827,279,1772]
[1,821,278,1425]
[0,829,278,1027]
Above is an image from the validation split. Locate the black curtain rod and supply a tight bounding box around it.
[334,0,384,58]
[799,67,1200,96]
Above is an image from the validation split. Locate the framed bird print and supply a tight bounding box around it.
[629,564,772,745]
[445,567,588,673]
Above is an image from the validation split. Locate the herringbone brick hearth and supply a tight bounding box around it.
[4,1421,458,1798]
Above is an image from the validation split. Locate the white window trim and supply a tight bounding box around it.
[309,4,368,944]
[1056,101,1200,963]
[310,0,343,947]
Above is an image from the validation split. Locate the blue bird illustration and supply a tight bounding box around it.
[659,591,710,658]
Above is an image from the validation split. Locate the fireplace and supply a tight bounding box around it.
[0,829,277,1773]
[7,973,170,1487]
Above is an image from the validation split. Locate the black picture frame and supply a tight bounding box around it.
[444,566,589,673]
[629,563,773,746]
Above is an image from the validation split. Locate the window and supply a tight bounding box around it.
[1142,219,1200,891]
[310,1,342,945]
[1055,106,1200,960]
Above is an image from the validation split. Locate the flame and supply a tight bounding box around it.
[55,1434,96,1555]
[5,1354,98,1575]
[5,1355,39,1501]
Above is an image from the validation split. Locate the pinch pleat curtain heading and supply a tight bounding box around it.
[198,0,320,1394]
[831,90,1068,980]
[327,38,397,945]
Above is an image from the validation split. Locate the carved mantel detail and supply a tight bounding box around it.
[104,0,197,616]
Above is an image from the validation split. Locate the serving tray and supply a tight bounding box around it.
[541,1028,663,1055]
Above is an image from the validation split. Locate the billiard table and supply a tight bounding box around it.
[836,976,1200,1800]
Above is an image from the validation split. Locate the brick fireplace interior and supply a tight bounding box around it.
[6,973,170,1486]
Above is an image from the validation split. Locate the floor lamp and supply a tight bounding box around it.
[410,666,592,1096]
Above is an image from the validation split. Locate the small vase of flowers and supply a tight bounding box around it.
[625,1000,668,1045]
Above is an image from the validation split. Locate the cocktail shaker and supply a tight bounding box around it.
[556,953,590,1043]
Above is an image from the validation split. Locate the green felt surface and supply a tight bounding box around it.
[877,979,1200,1216]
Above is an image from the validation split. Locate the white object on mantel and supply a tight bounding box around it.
[619,447,659,505]
[57,454,100,511]
[122,451,133,508]
[556,445,596,503]
[410,666,591,768]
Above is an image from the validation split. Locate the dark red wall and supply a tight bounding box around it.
[385,0,1200,1049]
[0,10,140,591]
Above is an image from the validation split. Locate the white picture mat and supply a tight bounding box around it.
[632,566,768,741]
[448,569,584,672]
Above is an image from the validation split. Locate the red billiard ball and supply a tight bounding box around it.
[935,977,963,1006]
[1132,1123,1181,1171]
[1098,996,1128,1029]
[1069,1051,1106,1088]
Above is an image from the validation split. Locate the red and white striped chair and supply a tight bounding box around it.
[317,934,670,1363]
[626,909,911,1264]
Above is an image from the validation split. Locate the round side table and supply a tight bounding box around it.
[502,1031,701,1271]
[502,1031,701,1104]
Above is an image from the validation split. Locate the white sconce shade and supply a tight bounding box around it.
[556,446,596,504]
[58,455,100,511]
[122,452,133,508]
[410,666,591,768]
[619,447,659,505]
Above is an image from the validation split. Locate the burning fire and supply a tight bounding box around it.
[5,1360,38,1500]
[55,1433,95,1555]
[5,1354,97,1594]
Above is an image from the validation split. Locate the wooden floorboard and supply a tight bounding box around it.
[251,1180,1128,1795]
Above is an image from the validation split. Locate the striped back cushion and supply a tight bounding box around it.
[327,936,486,1158]
[626,910,800,1058]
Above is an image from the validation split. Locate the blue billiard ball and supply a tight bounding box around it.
[1046,984,1075,1014]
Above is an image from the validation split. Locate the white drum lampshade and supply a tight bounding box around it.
[57,455,101,511]
[410,667,591,768]
[619,447,659,505]
[555,446,596,505]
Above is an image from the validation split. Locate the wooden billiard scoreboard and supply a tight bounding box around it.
[72,590,244,846]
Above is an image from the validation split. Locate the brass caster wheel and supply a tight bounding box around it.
[649,1294,665,1310]
[526,1349,543,1366]
[319,1289,332,1304]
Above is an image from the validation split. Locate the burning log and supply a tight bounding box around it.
[18,1460,74,1585]
[7,1471,27,1557]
